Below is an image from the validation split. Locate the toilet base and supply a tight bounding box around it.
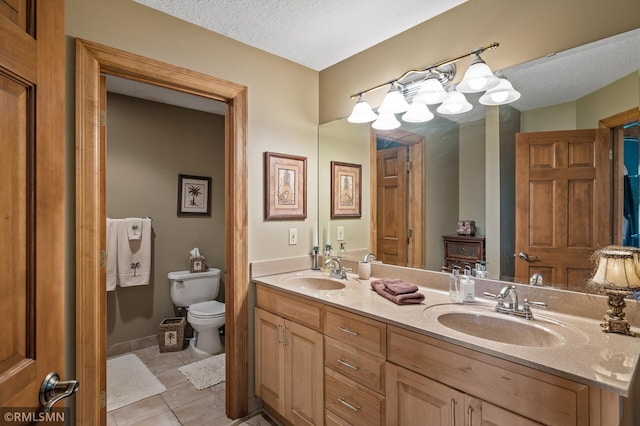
[190,329,223,355]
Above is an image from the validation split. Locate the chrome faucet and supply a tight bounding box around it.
[362,253,376,262]
[483,285,547,320]
[324,257,351,279]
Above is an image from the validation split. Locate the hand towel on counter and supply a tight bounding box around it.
[126,217,143,240]
[106,218,119,291]
[117,218,152,287]
[370,281,425,305]
[371,278,419,295]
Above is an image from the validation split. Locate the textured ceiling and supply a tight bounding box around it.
[133,0,467,71]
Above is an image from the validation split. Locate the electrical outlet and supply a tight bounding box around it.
[337,226,344,241]
[289,228,298,245]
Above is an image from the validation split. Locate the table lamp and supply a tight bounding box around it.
[589,246,640,337]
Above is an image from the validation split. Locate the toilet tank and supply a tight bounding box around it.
[168,268,221,307]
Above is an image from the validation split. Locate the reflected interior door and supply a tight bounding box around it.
[0,0,66,411]
[515,129,611,291]
[376,146,408,265]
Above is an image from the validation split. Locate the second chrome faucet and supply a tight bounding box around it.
[484,285,547,320]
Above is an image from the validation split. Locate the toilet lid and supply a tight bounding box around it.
[189,300,225,317]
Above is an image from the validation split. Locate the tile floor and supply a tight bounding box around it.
[107,345,278,426]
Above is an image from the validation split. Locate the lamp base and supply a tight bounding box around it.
[600,290,635,337]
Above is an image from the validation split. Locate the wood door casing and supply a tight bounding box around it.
[76,39,249,423]
[515,129,611,290]
[0,0,65,410]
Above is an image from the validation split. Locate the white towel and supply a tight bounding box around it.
[117,218,152,287]
[106,218,119,291]
[126,217,143,240]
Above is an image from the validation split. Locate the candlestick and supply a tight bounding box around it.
[326,221,331,247]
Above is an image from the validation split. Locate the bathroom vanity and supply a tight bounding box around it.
[252,263,639,426]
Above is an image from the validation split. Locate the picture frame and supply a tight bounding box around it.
[331,161,361,218]
[264,152,307,220]
[177,174,211,216]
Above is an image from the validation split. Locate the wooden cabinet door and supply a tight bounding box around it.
[466,397,542,426]
[0,0,68,413]
[255,308,285,415]
[386,363,464,426]
[284,320,324,426]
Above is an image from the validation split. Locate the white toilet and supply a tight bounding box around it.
[168,268,225,355]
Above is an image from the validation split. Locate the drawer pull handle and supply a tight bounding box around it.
[337,359,360,370]
[338,398,360,412]
[467,406,474,425]
[450,398,457,426]
[338,326,359,336]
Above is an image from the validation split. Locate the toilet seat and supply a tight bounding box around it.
[189,300,225,319]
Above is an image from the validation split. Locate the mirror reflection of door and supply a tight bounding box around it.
[515,129,611,291]
[373,130,425,268]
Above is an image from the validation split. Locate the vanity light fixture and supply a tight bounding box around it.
[589,246,640,337]
[348,42,520,126]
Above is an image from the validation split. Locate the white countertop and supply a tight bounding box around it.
[253,269,640,397]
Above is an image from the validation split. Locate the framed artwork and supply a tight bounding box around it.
[264,152,307,220]
[331,161,361,218]
[177,174,211,216]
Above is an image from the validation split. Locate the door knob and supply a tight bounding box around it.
[39,372,79,413]
[517,251,539,262]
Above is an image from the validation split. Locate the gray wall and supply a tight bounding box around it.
[106,93,225,345]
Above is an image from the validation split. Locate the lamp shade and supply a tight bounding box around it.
[479,78,521,105]
[413,77,450,105]
[591,248,640,290]
[372,111,401,130]
[378,85,409,114]
[347,96,378,123]
[402,102,434,123]
[457,55,500,93]
[436,90,472,115]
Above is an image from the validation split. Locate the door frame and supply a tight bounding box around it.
[75,39,248,423]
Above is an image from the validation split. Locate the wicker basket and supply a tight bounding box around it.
[158,317,186,353]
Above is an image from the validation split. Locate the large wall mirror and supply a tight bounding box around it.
[318,29,640,292]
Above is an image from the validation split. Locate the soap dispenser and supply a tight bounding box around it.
[448,266,463,303]
[462,265,475,303]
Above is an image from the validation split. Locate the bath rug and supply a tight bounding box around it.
[179,353,225,390]
[106,353,166,412]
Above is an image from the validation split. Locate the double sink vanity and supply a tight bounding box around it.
[252,257,640,425]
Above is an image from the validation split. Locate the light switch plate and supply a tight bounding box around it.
[289,228,298,245]
[337,226,344,241]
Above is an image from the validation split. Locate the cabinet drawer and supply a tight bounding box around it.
[445,240,482,260]
[256,284,322,331]
[325,336,385,393]
[325,409,352,426]
[387,325,588,425]
[324,306,386,358]
[325,368,385,426]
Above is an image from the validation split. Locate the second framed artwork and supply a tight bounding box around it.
[178,174,211,217]
[331,161,361,218]
[264,152,307,220]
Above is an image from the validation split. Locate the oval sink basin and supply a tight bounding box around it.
[437,312,564,348]
[423,304,589,349]
[281,275,346,291]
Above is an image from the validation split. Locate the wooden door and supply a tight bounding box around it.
[386,363,464,426]
[376,147,408,265]
[255,308,285,415]
[284,320,323,425]
[0,0,68,415]
[515,130,611,290]
[466,397,542,426]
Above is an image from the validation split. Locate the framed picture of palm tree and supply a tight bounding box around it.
[178,174,211,216]
[264,152,307,220]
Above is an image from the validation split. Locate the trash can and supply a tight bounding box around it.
[158,317,186,352]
